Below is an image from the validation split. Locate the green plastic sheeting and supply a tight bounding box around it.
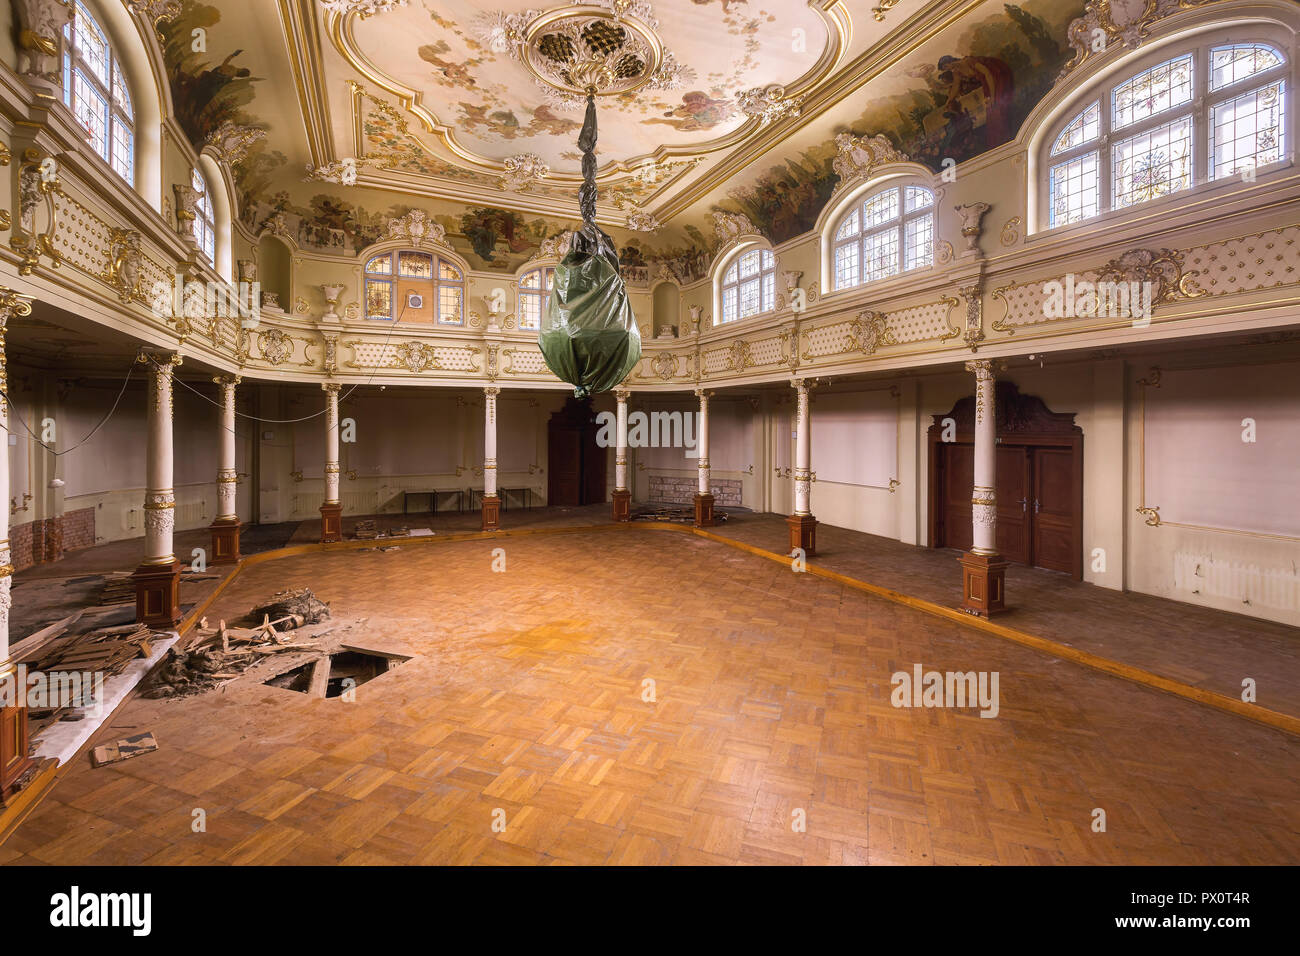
[537,95,640,398]
[539,228,641,399]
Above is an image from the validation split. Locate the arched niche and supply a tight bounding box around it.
[258,234,292,309]
[652,280,680,339]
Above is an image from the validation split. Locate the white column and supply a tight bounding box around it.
[792,378,812,515]
[322,383,340,505]
[967,359,998,555]
[0,291,31,677]
[696,389,711,495]
[483,386,499,498]
[141,352,182,565]
[614,387,629,492]
[214,375,239,520]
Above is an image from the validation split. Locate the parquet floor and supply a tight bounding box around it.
[4,528,1298,865]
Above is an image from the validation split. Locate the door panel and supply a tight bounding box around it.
[1033,447,1076,574]
[548,427,582,506]
[940,443,973,551]
[995,445,1030,565]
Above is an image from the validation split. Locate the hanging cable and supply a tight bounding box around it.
[0,361,136,456]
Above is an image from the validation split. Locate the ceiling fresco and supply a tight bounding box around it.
[154,0,1100,271]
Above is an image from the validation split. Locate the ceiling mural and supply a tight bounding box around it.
[334,0,832,172]
[707,0,1081,244]
[159,0,265,149]
[139,0,1105,271]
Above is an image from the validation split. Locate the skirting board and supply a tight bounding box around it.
[32,634,179,767]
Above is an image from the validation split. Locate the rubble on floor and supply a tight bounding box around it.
[353,519,410,541]
[15,615,160,734]
[631,507,729,523]
[90,731,158,767]
[247,588,330,626]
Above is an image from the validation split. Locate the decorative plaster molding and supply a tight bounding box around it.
[830,132,909,193]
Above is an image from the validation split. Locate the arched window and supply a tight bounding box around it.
[364,250,465,324]
[192,167,215,263]
[1046,40,1287,228]
[518,266,554,331]
[62,0,133,183]
[718,247,774,324]
[832,185,933,291]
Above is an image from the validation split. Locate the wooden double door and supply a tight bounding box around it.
[547,397,606,507]
[928,382,1084,579]
[935,442,1079,574]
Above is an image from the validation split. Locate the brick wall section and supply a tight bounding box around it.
[648,475,743,507]
[8,508,95,571]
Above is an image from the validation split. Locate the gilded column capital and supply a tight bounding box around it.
[212,374,242,388]
[613,387,631,403]
[321,381,342,395]
[0,287,33,327]
[965,359,996,380]
[483,386,501,398]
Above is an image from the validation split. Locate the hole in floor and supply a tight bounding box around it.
[262,648,409,698]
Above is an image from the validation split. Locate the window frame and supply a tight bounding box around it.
[1041,33,1291,232]
[829,184,934,293]
[716,246,776,326]
[517,265,555,331]
[192,167,215,263]
[61,0,134,184]
[363,249,466,325]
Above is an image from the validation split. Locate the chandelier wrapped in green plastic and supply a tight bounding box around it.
[538,95,641,398]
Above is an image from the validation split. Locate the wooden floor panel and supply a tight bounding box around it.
[4,529,1298,865]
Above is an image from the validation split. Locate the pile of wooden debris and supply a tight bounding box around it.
[12,613,159,734]
[141,588,333,699]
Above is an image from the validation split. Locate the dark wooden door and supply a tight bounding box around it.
[548,426,583,506]
[938,442,973,552]
[996,445,1031,565]
[547,397,605,507]
[1031,447,1077,574]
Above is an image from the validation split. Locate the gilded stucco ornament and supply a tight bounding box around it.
[830,133,908,193]
[173,182,200,241]
[711,210,757,244]
[736,84,802,127]
[385,209,448,247]
[12,148,61,275]
[625,210,662,233]
[318,0,409,17]
[259,328,293,365]
[958,284,985,351]
[104,228,144,303]
[726,340,754,371]
[847,310,897,356]
[13,0,72,95]
[205,121,266,167]
[650,351,678,381]
[499,153,550,192]
[954,202,991,256]
[1060,0,1214,80]
[395,341,440,373]
[1096,248,1205,304]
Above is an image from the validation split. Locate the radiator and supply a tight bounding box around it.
[1173,551,1300,612]
[175,499,208,529]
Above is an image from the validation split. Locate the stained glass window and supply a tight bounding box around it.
[832,185,933,291]
[518,266,555,331]
[1045,38,1288,229]
[363,251,464,324]
[718,247,776,324]
[62,1,133,184]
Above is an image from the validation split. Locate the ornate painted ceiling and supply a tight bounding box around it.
[156,0,1090,271]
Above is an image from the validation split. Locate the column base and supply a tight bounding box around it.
[208,517,241,564]
[958,551,1009,617]
[693,492,715,528]
[133,558,182,627]
[319,502,343,544]
[786,513,817,557]
[481,494,501,532]
[0,691,36,803]
[611,489,631,522]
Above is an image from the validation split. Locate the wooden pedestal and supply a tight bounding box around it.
[0,689,35,804]
[481,494,501,531]
[133,558,182,627]
[208,518,241,565]
[611,489,631,522]
[319,503,343,543]
[786,514,817,556]
[959,551,1009,617]
[693,492,715,528]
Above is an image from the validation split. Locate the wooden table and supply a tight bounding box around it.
[403,490,463,514]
